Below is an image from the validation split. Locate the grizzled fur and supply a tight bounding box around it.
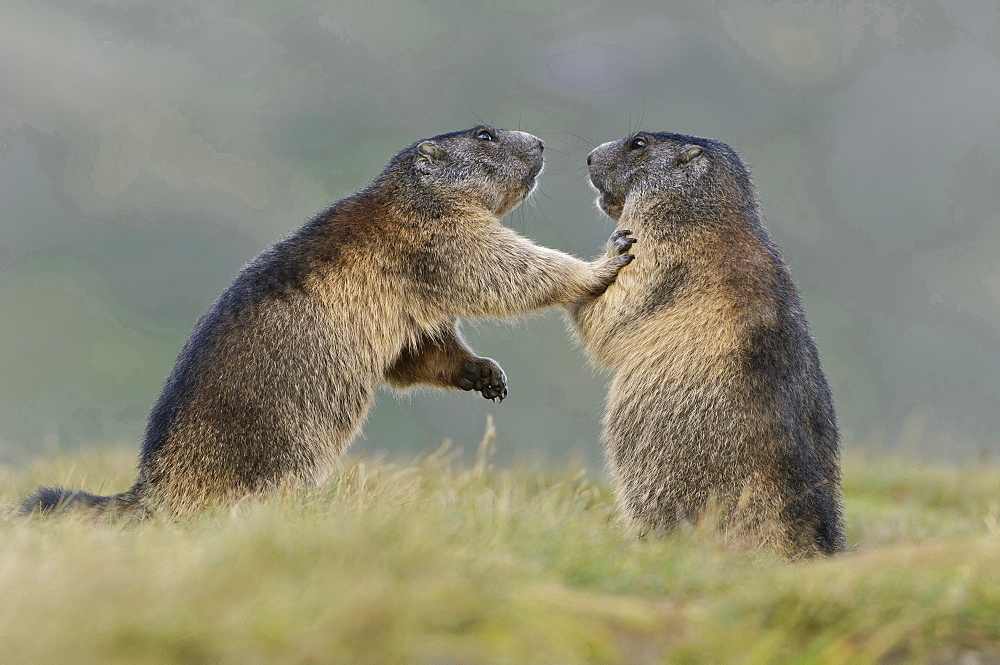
[21,126,634,518]
[569,131,843,557]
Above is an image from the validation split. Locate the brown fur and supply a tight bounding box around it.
[20,126,633,518]
[569,132,844,557]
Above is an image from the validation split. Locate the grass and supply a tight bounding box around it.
[1,427,998,664]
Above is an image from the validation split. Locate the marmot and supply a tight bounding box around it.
[569,131,843,557]
[21,126,635,518]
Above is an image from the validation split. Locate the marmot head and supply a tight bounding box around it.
[391,127,544,218]
[587,132,753,222]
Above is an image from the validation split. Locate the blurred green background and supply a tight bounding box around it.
[1,1,998,467]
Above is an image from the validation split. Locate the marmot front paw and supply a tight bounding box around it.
[609,229,637,257]
[612,252,635,268]
[457,357,508,402]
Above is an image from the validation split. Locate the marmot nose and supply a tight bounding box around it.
[587,152,593,166]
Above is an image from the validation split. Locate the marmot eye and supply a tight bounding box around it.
[476,129,495,141]
[629,136,647,150]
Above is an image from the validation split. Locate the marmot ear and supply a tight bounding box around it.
[416,141,448,172]
[677,145,703,166]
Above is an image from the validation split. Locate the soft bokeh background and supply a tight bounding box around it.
[2,1,998,468]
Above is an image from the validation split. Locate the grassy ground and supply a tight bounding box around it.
[2,428,998,664]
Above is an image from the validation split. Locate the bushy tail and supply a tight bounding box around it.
[18,486,138,518]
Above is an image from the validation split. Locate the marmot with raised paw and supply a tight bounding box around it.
[22,126,634,518]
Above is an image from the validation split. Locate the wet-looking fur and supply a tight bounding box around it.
[569,131,844,557]
[21,127,634,518]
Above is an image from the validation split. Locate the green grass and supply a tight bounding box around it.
[2,431,999,664]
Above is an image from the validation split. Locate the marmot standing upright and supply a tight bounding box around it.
[21,126,634,518]
[570,131,843,557]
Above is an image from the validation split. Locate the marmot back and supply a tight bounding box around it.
[21,126,634,518]
[569,131,843,557]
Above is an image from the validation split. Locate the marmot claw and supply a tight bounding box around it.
[609,230,637,255]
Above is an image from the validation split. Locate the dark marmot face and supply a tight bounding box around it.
[587,132,748,221]
[408,126,544,217]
